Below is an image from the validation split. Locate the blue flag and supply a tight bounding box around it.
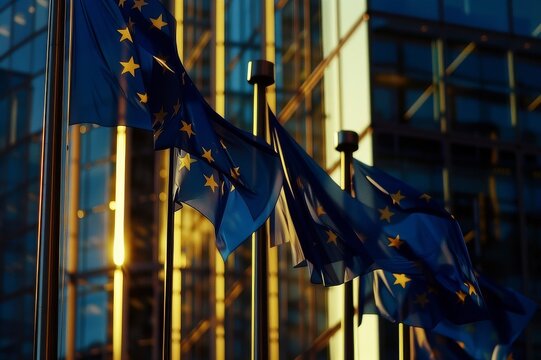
[270,113,486,326]
[426,273,537,359]
[70,0,283,258]
[354,160,487,327]
[269,113,380,285]
[412,327,471,360]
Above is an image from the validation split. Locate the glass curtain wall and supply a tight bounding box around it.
[0,0,48,357]
[368,1,541,357]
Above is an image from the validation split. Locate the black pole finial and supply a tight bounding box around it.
[335,130,359,153]
[247,60,275,87]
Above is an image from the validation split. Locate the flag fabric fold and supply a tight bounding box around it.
[70,0,283,258]
[423,273,537,360]
[269,113,380,286]
[354,160,487,327]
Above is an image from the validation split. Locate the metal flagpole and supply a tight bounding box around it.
[335,130,359,360]
[33,0,66,357]
[247,59,274,360]
[162,148,176,360]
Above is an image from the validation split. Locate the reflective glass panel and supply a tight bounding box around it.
[515,55,541,144]
[513,0,541,38]
[370,0,439,20]
[445,43,513,140]
[450,144,520,287]
[371,28,438,130]
[444,0,509,32]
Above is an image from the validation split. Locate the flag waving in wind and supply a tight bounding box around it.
[69,0,283,258]
[411,273,537,359]
[269,112,380,285]
[354,161,487,327]
[269,112,486,326]
[427,273,537,359]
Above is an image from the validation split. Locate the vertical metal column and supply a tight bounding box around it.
[247,59,274,360]
[33,0,66,357]
[335,130,358,360]
[162,149,176,360]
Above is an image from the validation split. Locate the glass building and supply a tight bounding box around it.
[0,0,540,359]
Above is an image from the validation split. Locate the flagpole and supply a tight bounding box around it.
[247,59,274,360]
[162,148,176,360]
[33,0,66,357]
[335,130,359,360]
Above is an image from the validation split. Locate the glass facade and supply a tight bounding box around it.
[0,0,47,356]
[1,0,540,359]
[368,1,541,357]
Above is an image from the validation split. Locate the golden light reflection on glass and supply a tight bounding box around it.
[113,126,126,267]
[113,269,124,360]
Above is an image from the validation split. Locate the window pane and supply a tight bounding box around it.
[0,6,12,57]
[13,0,34,45]
[446,43,513,140]
[450,144,520,286]
[444,0,509,32]
[371,29,438,130]
[515,56,541,144]
[29,74,45,133]
[370,0,439,20]
[513,0,541,37]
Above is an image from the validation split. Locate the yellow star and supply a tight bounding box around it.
[316,205,326,217]
[117,27,132,42]
[204,174,219,192]
[230,184,235,192]
[378,206,394,223]
[180,121,195,138]
[132,0,147,11]
[464,282,477,296]
[137,92,147,104]
[120,56,140,77]
[387,234,403,249]
[153,107,167,126]
[414,293,429,307]
[390,190,405,205]
[456,290,467,304]
[230,167,240,180]
[150,14,168,30]
[420,193,431,202]
[201,147,214,163]
[179,153,197,171]
[326,230,338,245]
[393,273,411,288]
[172,99,181,115]
[118,0,126,7]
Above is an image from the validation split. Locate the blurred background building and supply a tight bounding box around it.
[0,0,540,359]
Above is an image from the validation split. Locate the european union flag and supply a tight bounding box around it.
[269,113,379,285]
[70,0,283,258]
[354,160,487,327]
[412,327,470,360]
[269,112,482,318]
[427,273,537,359]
